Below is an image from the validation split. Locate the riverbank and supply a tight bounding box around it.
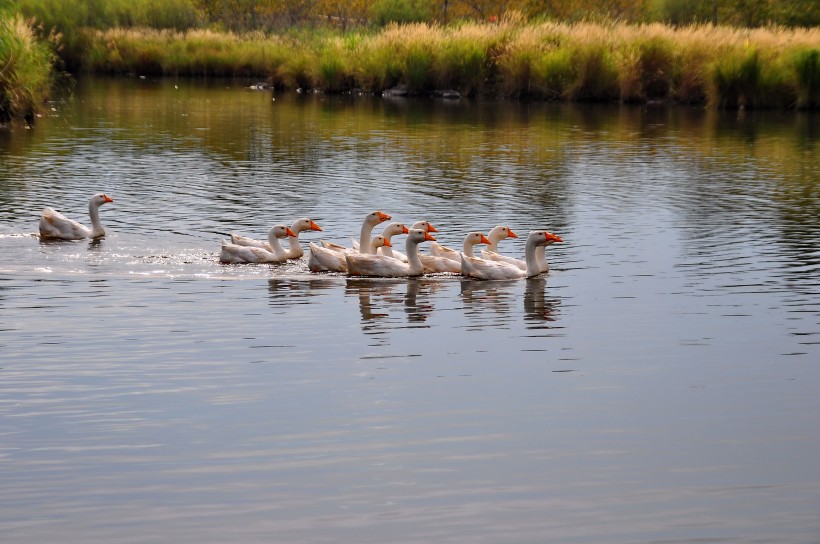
[3,17,820,125]
[78,22,820,109]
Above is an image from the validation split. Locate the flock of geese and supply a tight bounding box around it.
[37,193,564,281]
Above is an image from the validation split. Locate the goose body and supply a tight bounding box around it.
[346,229,435,277]
[461,231,562,280]
[310,235,390,273]
[39,193,114,240]
[220,225,295,264]
[230,217,322,259]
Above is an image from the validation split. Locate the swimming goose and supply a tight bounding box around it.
[220,225,296,264]
[461,231,561,280]
[345,229,436,277]
[482,232,563,273]
[39,193,114,240]
[230,217,322,259]
[321,210,391,255]
[309,234,392,273]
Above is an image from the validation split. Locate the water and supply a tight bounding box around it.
[1,77,819,543]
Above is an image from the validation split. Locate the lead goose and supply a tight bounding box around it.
[230,217,322,259]
[461,230,560,280]
[39,193,114,240]
[321,211,392,255]
[482,231,563,273]
[309,235,391,273]
[345,229,436,277]
[220,225,295,264]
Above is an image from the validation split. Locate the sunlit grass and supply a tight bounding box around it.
[15,16,820,109]
[0,14,56,123]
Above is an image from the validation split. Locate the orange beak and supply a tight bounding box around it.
[401,225,410,234]
[547,232,563,243]
[507,228,518,239]
[310,220,322,232]
[377,211,392,222]
[424,231,436,242]
[103,195,113,203]
[426,223,438,233]
[286,227,296,237]
[383,239,393,247]
[480,234,492,245]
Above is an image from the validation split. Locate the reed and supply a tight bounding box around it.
[0,13,56,123]
[33,19,820,109]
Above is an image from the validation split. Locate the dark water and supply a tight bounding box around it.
[1,77,819,543]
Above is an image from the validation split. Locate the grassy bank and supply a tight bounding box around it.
[79,21,820,109]
[0,13,56,124]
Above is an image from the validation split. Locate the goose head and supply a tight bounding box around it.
[528,230,563,246]
[488,225,517,242]
[366,211,392,226]
[369,235,392,252]
[292,217,323,233]
[411,220,438,233]
[464,232,492,247]
[382,222,410,238]
[270,224,297,239]
[407,228,436,244]
[91,193,114,207]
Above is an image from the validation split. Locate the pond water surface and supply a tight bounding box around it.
[1,78,819,543]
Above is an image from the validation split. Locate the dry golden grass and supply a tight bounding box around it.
[77,21,820,108]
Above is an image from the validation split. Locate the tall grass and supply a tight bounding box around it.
[16,0,199,70]
[0,13,56,123]
[14,14,820,110]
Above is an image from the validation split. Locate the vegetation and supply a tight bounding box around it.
[1,0,56,124]
[2,0,820,119]
[73,21,819,109]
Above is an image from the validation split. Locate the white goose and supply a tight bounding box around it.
[461,230,562,280]
[420,232,493,274]
[309,235,391,273]
[230,217,322,259]
[483,231,563,273]
[375,222,410,258]
[321,210,392,255]
[39,193,114,240]
[345,229,436,277]
[428,231,493,262]
[388,220,438,262]
[352,222,411,257]
[220,225,295,264]
[480,225,518,252]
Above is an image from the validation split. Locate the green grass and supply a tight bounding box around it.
[0,13,56,123]
[6,5,820,112]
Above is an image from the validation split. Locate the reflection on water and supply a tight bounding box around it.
[1,78,819,544]
[345,278,438,330]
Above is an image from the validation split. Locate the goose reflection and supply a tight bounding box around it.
[523,277,561,326]
[459,279,517,323]
[459,277,561,327]
[345,278,438,329]
[267,277,337,306]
